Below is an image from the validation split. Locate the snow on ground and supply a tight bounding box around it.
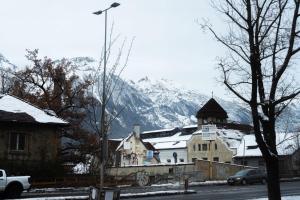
[12,197,88,200]
[250,196,300,200]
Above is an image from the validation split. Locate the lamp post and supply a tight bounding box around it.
[93,2,120,195]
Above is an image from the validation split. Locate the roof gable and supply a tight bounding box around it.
[196,98,228,119]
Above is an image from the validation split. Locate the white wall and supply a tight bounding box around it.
[159,148,188,164]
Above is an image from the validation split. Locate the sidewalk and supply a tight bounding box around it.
[22,177,300,200]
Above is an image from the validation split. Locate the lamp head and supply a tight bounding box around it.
[93,10,103,15]
[111,2,120,8]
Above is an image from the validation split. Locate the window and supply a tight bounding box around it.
[198,144,201,151]
[180,158,184,162]
[202,144,208,151]
[247,145,258,150]
[202,157,208,160]
[213,157,219,162]
[215,143,218,150]
[0,171,2,177]
[167,159,171,163]
[193,144,196,151]
[10,133,25,151]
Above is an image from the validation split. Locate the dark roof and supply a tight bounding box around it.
[142,141,156,151]
[0,110,36,123]
[0,110,67,126]
[215,122,253,133]
[108,139,122,151]
[141,128,180,139]
[196,98,228,119]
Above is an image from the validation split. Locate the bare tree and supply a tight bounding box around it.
[83,26,134,184]
[203,1,300,199]
[10,50,95,167]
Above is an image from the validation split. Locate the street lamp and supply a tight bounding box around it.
[93,2,120,194]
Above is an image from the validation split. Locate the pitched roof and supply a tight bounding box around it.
[143,131,192,150]
[0,94,67,125]
[234,133,300,158]
[196,98,228,119]
[116,133,157,152]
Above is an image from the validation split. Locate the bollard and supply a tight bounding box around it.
[184,178,189,193]
[89,186,99,200]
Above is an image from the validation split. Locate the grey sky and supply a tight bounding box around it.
[0,0,231,99]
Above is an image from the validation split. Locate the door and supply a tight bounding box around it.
[0,170,6,191]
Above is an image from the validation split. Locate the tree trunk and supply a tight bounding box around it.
[265,156,281,200]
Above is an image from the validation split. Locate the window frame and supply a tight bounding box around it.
[9,132,27,152]
[213,157,219,162]
[202,144,208,151]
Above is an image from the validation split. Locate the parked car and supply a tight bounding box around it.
[0,169,31,198]
[227,169,267,185]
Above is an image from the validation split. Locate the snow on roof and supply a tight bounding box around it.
[182,124,197,129]
[0,94,67,124]
[142,128,176,134]
[192,128,244,149]
[235,132,300,157]
[153,141,187,150]
[116,133,133,151]
[143,131,192,150]
[143,131,192,144]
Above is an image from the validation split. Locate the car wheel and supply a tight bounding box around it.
[5,183,23,199]
[241,179,247,185]
[261,178,267,184]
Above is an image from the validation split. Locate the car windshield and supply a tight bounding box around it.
[234,169,251,176]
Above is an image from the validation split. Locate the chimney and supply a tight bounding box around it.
[133,124,141,139]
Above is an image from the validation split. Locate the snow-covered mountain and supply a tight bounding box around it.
[106,76,252,138]
[1,55,299,138]
[0,53,16,69]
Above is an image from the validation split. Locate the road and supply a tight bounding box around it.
[125,181,300,200]
[21,181,300,199]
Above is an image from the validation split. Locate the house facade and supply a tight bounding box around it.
[0,95,67,176]
[187,132,234,163]
[142,129,192,164]
[116,125,159,166]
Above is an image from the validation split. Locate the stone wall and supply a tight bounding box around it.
[107,159,254,182]
[195,159,255,180]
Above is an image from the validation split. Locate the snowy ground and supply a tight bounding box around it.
[14,195,300,200]
[251,196,300,200]
[11,197,88,200]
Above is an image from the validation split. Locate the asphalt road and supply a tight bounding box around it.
[20,181,300,200]
[125,181,300,200]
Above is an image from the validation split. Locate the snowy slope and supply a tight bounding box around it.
[1,55,299,138]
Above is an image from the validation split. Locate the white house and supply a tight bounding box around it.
[143,131,192,164]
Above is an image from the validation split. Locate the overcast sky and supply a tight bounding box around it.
[0,0,232,99]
